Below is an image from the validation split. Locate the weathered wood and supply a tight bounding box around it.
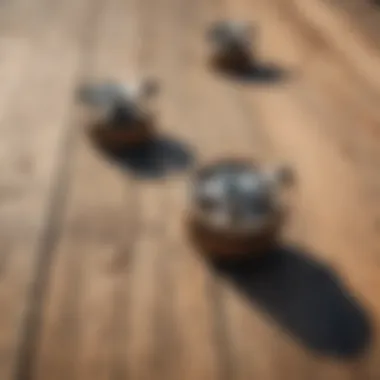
[139,0,223,379]
[222,0,380,379]
[0,35,33,380]
[32,0,141,380]
[2,0,380,379]
[0,0,96,378]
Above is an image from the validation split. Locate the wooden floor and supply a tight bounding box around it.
[2,0,380,379]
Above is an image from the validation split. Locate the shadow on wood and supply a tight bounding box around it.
[210,58,290,84]
[91,134,196,179]
[210,245,372,358]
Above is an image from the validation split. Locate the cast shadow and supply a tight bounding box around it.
[91,134,196,179]
[210,59,290,84]
[210,245,372,358]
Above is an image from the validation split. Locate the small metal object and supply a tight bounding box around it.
[77,78,160,150]
[207,20,256,72]
[186,157,295,259]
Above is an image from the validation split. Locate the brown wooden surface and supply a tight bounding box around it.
[1,0,380,379]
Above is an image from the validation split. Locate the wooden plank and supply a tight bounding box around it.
[184,0,309,378]
[0,0,56,38]
[237,0,380,175]
[145,0,224,379]
[0,35,32,380]
[191,0,316,378]
[120,1,172,380]
[320,0,380,51]
[256,0,380,109]
[178,0,294,379]
[220,0,379,379]
[291,0,380,92]
[293,57,380,190]
[0,0,96,378]
[32,0,149,380]
[273,17,380,380]
[246,81,378,380]
[0,38,29,116]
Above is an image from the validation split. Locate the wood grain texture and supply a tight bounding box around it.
[0,0,96,378]
[32,1,141,380]
[1,0,380,379]
[222,0,380,379]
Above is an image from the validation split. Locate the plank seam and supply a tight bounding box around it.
[11,0,107,378]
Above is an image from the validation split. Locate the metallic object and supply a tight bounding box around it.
[77,78,159,149]
[186,157,295,259]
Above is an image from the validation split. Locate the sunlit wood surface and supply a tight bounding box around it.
[1,0,380,379]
